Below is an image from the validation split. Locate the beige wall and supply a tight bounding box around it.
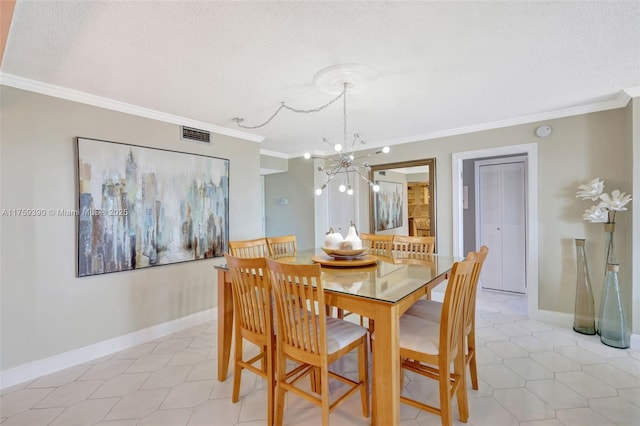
[1,85,636,370]
[354,107,633,318]
[0,86,263,369]
[264,157,315,250]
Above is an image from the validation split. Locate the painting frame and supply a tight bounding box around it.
[76,137,229,277]
[374,180,403,231]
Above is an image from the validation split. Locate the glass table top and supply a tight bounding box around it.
[218,248,456,304]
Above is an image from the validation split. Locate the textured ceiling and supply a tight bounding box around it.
[2,1,639,157]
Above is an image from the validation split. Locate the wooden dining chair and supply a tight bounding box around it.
[393,235,435,254]
[334,233,390,338]
[266,235,297,257]
[223,254,276,425]
[265,258,369,426]
[412,216,430,237]
[404,246,489,390]
[228,238,269,258]
[360,233,394,256]
[398,258,475,426]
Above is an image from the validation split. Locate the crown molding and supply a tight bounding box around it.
[3,72,634,157]
[379,90,633,149]
[625,86,640,98]
[262,89,636,159]
[259,148,290,159]
[0,72,264,143]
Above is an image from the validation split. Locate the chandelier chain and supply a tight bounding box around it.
[343,82,348,146]
[233,86,346,130]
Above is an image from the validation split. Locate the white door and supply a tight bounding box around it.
[476,159,527,293]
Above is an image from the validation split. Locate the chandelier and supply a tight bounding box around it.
[232,64,389,196]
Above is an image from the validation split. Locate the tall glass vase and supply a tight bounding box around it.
[604,223,616,265]
[599,263,630,348]
[573,239,596,335]
[597,223,617,335]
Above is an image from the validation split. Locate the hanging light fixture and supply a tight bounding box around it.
[232,64,389,196]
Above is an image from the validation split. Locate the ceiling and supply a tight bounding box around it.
[2,1,639,158]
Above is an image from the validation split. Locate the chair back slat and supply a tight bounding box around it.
[360,233,394,256]
[228,238,269,258]
[463,245,489,330]
[393,235,435,254]
[439,259,474,358]
[224,254,271,336]
[266,259,325,356]
[266,235,297,257]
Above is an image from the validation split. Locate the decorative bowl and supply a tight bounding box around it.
[321,247,367,258]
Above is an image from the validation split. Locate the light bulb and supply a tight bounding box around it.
[315,188,322,195]
[334,144,343,152]
[349,154,355,160]
[347,186,354,195]
[339,184,346,192]
[373,184,380,192]
[382,146,390,153]
[304,152,311,159]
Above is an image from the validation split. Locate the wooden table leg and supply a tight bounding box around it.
[371,304,401,426]
[217,269,233,381]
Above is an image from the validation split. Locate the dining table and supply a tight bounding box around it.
[214,248,456,426]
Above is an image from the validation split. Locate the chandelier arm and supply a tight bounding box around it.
[233,87,346,129]
[353,168,375,185]
[327,164,344,175]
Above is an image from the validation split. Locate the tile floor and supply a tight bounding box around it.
[1,290,639,425]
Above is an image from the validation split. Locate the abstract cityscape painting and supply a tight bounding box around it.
[76,137,229,277]
[375,180,403,231]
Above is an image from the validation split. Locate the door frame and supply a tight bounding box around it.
[452,143,540,319]
[475,156,528,294]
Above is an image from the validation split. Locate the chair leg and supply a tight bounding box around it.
[358,337,370,417]
[232,331,243,403]
[275,350,287,426]
[439,361,453,426]
[468,331,479,390]
[266,348,275,426]
[455,351,469,423]
[310,367,321,393]
[321,365,331,426]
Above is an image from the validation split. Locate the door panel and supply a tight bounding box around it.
[478,160,526,294]
[479,165,503,290]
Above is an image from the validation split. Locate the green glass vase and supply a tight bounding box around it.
[599,263,630,349]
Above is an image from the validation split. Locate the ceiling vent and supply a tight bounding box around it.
[181,126,211,144]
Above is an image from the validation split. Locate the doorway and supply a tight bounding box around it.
[452,143,539,319]
[475,157,527,294]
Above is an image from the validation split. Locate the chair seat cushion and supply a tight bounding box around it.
[405,299,442,322]
[325,317,368,354]
[399,314,440,355]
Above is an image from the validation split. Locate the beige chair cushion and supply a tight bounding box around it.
[325,317,368,354]
[406,299,472,335]
[285,313,368,354]
[399,314,440,356]
[405,299,442,322]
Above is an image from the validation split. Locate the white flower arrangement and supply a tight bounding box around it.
[576,178,632,223]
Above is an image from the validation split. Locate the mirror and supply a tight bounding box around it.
[368,158,437,247]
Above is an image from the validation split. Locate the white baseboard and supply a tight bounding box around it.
[0,308,216,390]
[535,309,639,349]
[534,309,574,328]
